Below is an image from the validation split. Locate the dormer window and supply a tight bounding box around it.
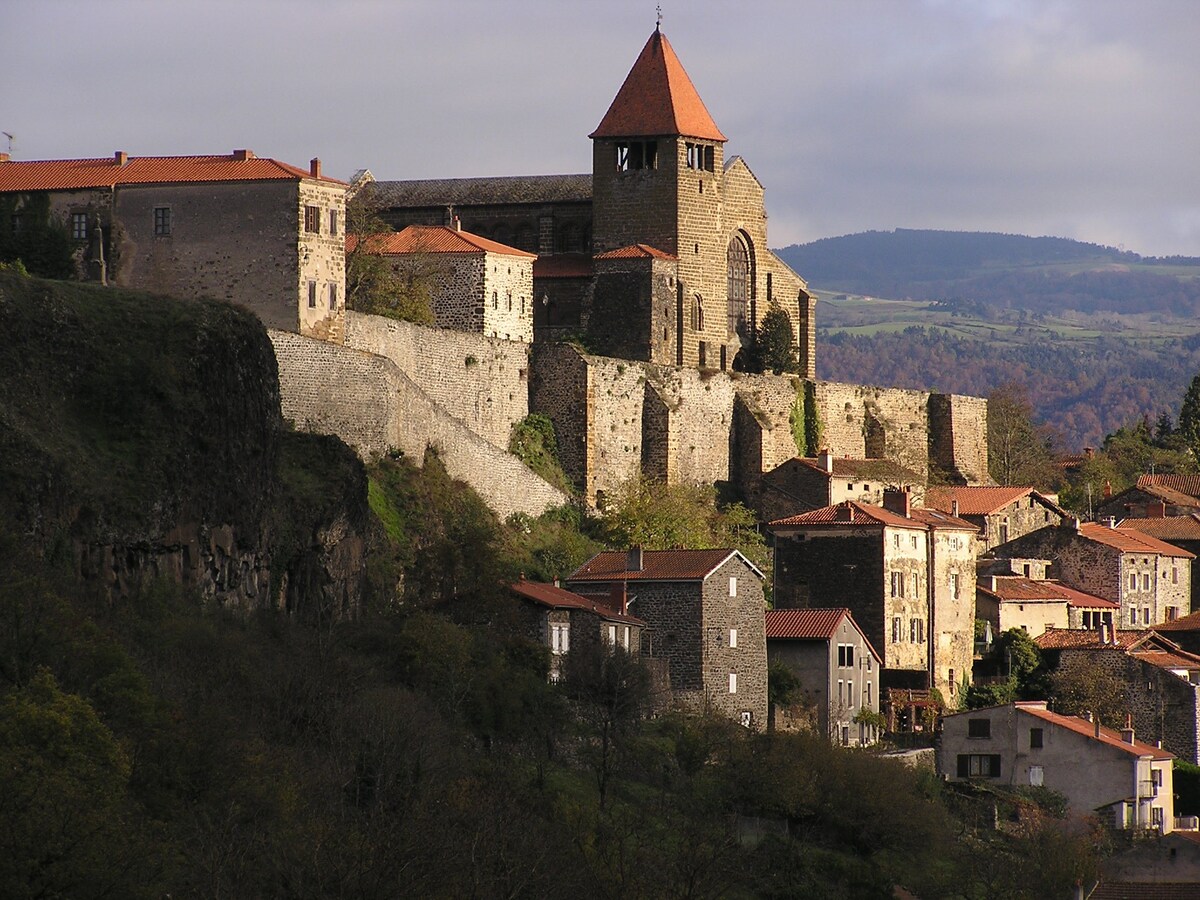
[616,141,657,172]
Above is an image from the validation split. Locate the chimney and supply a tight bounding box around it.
[1093,714,1101,739]
[232,149,254,161]
[836,504,854,522]
[1084,447,1095,459]
[609,583,627,615]
[882,487,911,518]
[627,546,643,572]
[990,576,997,591]
[1121,714,1135,745]
[310,157,321,179]
[1097,619,1107,644]
[0,153,9,163]
[553,577,560,589]
[1105,516,1117,529]
[951,498,960,518]
[1150,500,1167,519]
[817,448,833,473]
[451,214,462,232]
[113,151,127,166]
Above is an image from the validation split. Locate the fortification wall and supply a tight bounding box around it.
[929,393,989,484]
[345,311,529,451]
[584,355,650,503]
[270,330,568,519]
[644,365,738,487]
[811,381,930,477]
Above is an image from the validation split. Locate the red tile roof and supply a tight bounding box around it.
[977,576,1070,601]
[1035,627,1146,650]
[510,581,645,626]
[925,486,1049,516]
[765,608,882,660]
[1152,610,1200,633]
[1079,522,1195,558]
[347,224,535,258]
[568,548,761,582]
[768,500,920,530]
[1136,483,1200,507]
[1130,649,1200,672]
[1013,702,1174,760]
[0,151,345,191]
[594,243,677,260]
[590,29,726,141]
[1138,474,1200,498]
[1049,581,1120,609]
[1120,514,1200,541]
[908,508,978,531]
[1090,885,1200,900]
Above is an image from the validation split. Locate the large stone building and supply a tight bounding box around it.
[0,150,347,341]
[363,26,814,375]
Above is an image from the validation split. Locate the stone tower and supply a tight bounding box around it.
[589,26,815,374]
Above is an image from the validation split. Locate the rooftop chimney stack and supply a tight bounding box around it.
[951,498,960,518]
[232,149,253,161]
[1121,714,1135,745]
[114,151,127,166]
[817,448,833,473]
[1104,480,1113,499]
[882,487,911,518]
[310,158,321,179]
[627,546,643,572]
[1105,516,1117,529]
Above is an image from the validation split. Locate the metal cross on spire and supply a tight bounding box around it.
[656,4,662,31]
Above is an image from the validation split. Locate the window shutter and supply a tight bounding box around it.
[957,755,969,778]
[988,755,1001,777]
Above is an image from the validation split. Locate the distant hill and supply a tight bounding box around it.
[771,230,1200,449]
[776,229,1200,316]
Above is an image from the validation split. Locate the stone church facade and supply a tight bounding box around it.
[362,27,814,376]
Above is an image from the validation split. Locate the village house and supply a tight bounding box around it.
[975,575,1117,638]
[758,449,923,524]
[1098,474,1200,521]
[924,485,1065,552]
[1037,627,1200,765]
[939,701,1175,834]
[768,489,977,702]
[348,222,535,342]
[765,607,882,745]
[0,150,347,340]
[510,580,646,682]
[1120,512,1200,614]
[361,26,815,373]
[992,519,1194,628]
[566,548,768,728]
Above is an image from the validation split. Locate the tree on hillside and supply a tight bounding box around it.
[987,383,1059,488]
[1179,373,1200,462]
[344,195,436,325]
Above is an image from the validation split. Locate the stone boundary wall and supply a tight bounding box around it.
[344,311,529,451]
[270,330,568,519]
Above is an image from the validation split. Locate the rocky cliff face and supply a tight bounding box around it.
[0,271,367,617]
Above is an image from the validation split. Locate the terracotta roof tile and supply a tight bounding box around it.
[977,576,1070,602]
[1152,610,1200,632]
[1079,522,1195,558]
[1035,627,1146,650]
[765,608,882,660]
[768,500,919,530]
[925,486,1051,516]
[0,151,345,191]
[1120,514,1200,541]
[1138,474,1200,498]
[511,581,645,626]
[568,548,760,582]
[908,508,978,531]
[594,243,677,260]
[1130,649,1200,672]
[347,224,535,258]
[1013,702,1174,760]
[1136,483,1200,506]
[590,29,726,141]
[1048,581,1120,609]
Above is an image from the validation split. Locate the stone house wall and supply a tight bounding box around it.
[979,496,1064,550]
[269,330,567,519]
[481,251,535,342]
[296,178,347,342]
[883,525,932,674]
[929,528,978,702]
[700,555,769,728]
[345,312,529,452]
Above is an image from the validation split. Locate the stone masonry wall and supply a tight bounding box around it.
[929,393,988,484]
[345,311,529,451]
[702,556,769,728]
[812,381,931,478]
[270,330,568,519]
[297,178,347,343]
[481,251,534,342]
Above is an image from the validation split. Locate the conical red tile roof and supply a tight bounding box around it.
[590,29,726,142]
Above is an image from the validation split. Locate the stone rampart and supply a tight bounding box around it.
[344,311,529,452]
[270,330,568,519]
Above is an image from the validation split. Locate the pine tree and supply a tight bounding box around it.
[756,304,798,375]
[1179,373,1200,460]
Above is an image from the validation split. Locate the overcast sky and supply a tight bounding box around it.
[5,0,1199,256]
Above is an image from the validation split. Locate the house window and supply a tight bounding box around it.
[1168,607,1179,621]
[950,572,960,600]
[685,142,715,172]
[1152,807,1164,830]
[729,576,738,597]
[893,534,900,549]
[1129,608,1138,626]
[71,212,88,240]
[911,535,918,549]
[890,571,904,598]
[1143,608,1151,625]
[910,618,924,643]
[838,644,854,668]
[892,616,901,643]
[550,622,569,654]
[957,754,1001,778]
[729,673,738,694]
[729,628,738,648]
[968,718,991,739]
[307,281,317,308]
[847,679,855,709]
[1173,567,1179,584]
[328,284,338,310]
[949,668,957,696]
[622,626,630,650]
[1030,728,1043,749]
[740,711,752,728]
[10,213,22,233]
[606,624,617,646]
[1143,573,1151,591]
[329,209,338,235]
[838,679,844,704]
[1129,573,1137,591]
[1029,765,1044,787]
[865,682,872,706]
[153,206,171,236]
[304,205,321,233]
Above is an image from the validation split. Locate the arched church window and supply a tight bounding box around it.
[727,236,749,335]
[691,294,704,331]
